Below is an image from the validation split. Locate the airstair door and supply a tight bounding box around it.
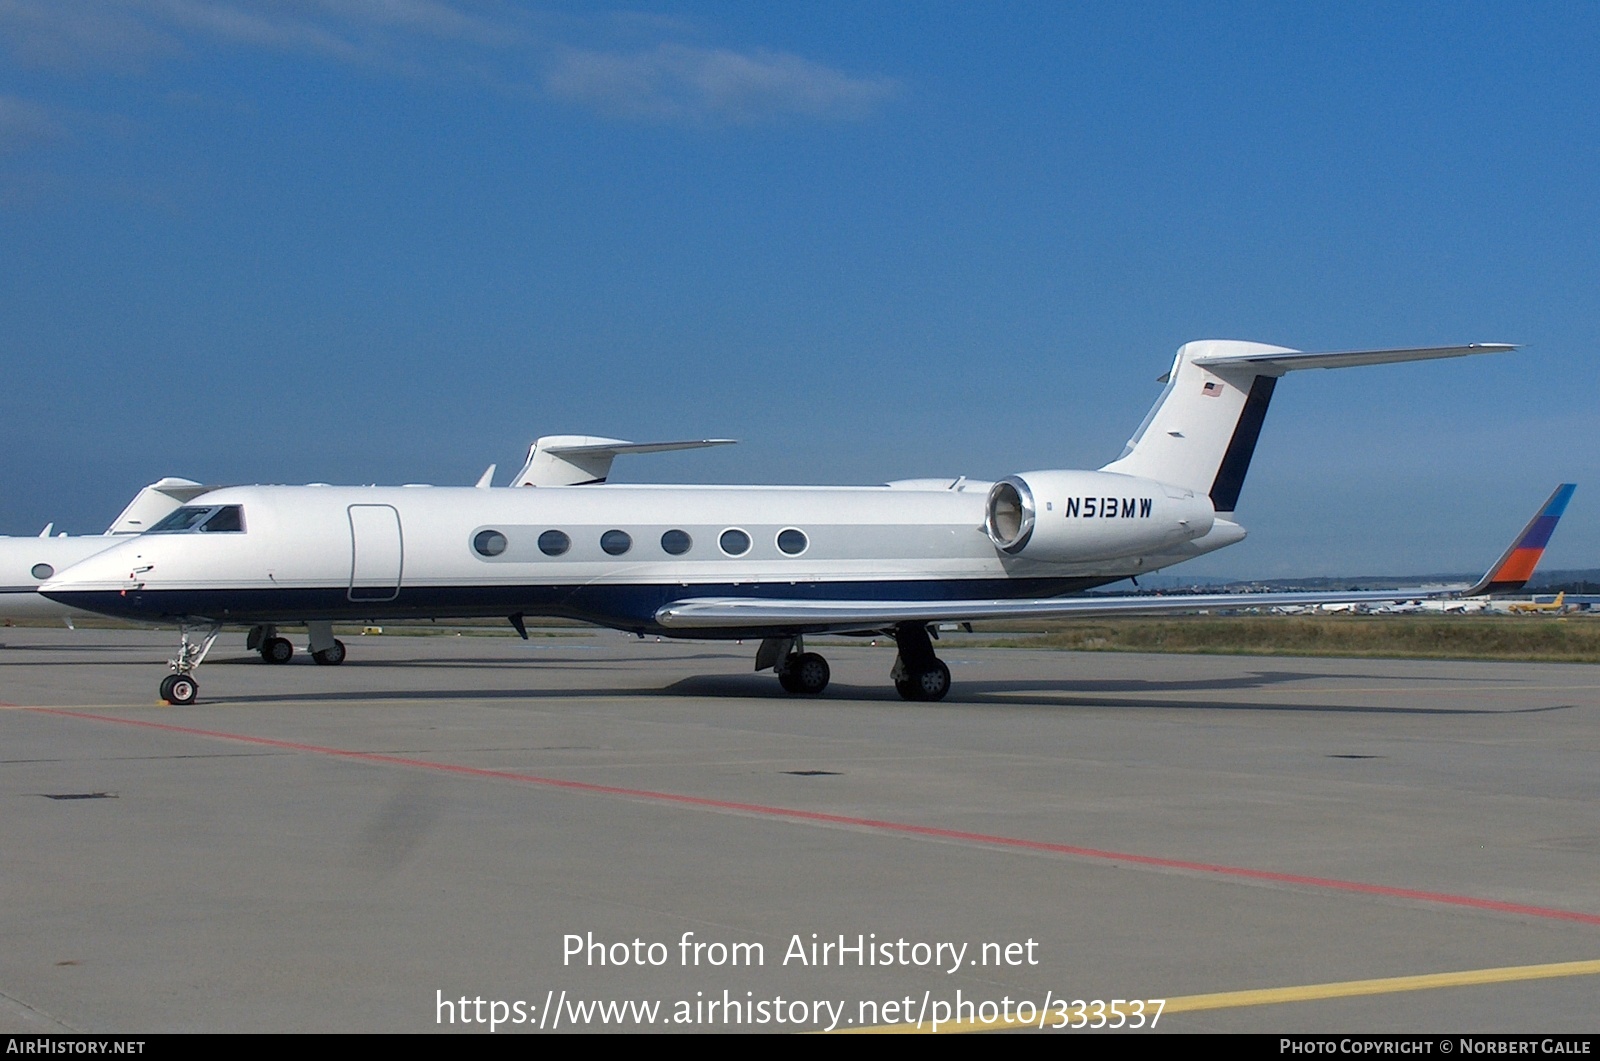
[348,504,403,602]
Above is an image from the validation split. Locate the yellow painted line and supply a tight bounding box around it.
[1162,958,1600,1013]
[838,958,1600,1033]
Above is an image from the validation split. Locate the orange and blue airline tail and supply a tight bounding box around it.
[1465,484,1576,596]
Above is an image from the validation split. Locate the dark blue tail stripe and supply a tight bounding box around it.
[1209,375,1277,513]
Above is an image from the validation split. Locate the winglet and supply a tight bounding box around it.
[1463,484,1575,596]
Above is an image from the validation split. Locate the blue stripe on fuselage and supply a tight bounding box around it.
[45,576,1114,637]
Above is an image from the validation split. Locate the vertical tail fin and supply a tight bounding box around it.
[1101,341,1517,516]
[1464,483,1575,595]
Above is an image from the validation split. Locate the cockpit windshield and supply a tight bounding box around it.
[148,505,247,534]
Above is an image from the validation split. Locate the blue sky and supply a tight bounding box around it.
[2,1,1595,577]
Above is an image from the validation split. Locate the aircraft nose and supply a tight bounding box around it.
[37,547,158,620]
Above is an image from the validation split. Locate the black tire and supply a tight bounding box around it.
[164,675,198,705]
[895,660,951,702]
[261,637,294,664]
[778,668,804,693]
[913,660,951,702]
[312,639,347,666]
[159,674,178,702]
[791,652,830,695]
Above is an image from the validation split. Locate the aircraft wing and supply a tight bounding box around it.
[654,588,1462,632]
[659,480,1574,633]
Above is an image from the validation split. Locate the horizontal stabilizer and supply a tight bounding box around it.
[104,478,212,534]
[513,435,736,487]
[1188,343,1517,375]
[1108,340,1517,515]
[542,437,738,458]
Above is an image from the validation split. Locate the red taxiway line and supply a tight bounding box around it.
[32,706,1600,928]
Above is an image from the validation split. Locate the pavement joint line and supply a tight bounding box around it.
[30,706,1600,929]
[840,958,1600,1033]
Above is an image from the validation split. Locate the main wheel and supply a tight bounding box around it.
[161,674,198,705]
[790,652,830,695]
[312,639,347,666]
[895,660,951,702]
[261,636,294,664]
[913,660,950,702]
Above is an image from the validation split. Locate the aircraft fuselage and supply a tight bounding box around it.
[43,476,1217,638]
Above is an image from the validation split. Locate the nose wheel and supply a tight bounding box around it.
[159,674,198,706]
[158,622,221,705]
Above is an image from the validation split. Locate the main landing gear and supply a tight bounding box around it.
[754,623,951,701]
[756,635,831,695]
[160,622,221,705]
[308,622,347,666]
[888,621,951,702]
[248,625,295,664]
[245,623,347,667]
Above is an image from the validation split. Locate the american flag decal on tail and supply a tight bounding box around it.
[1202,380,1223,397]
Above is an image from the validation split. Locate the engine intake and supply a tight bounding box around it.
[984,471,1214,563]
[985,478,1035,553]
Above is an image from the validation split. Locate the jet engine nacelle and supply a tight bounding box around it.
[984,470,1215,562]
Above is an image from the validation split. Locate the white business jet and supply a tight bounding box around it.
[0,478,210,623]
[41,340,1537,705]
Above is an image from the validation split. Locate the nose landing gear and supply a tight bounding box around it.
[160,622,221,705]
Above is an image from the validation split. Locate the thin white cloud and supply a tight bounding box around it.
[0,0,181,71]
[545,42,900,124]
[0,2,901,124]
[137,0,522,61]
